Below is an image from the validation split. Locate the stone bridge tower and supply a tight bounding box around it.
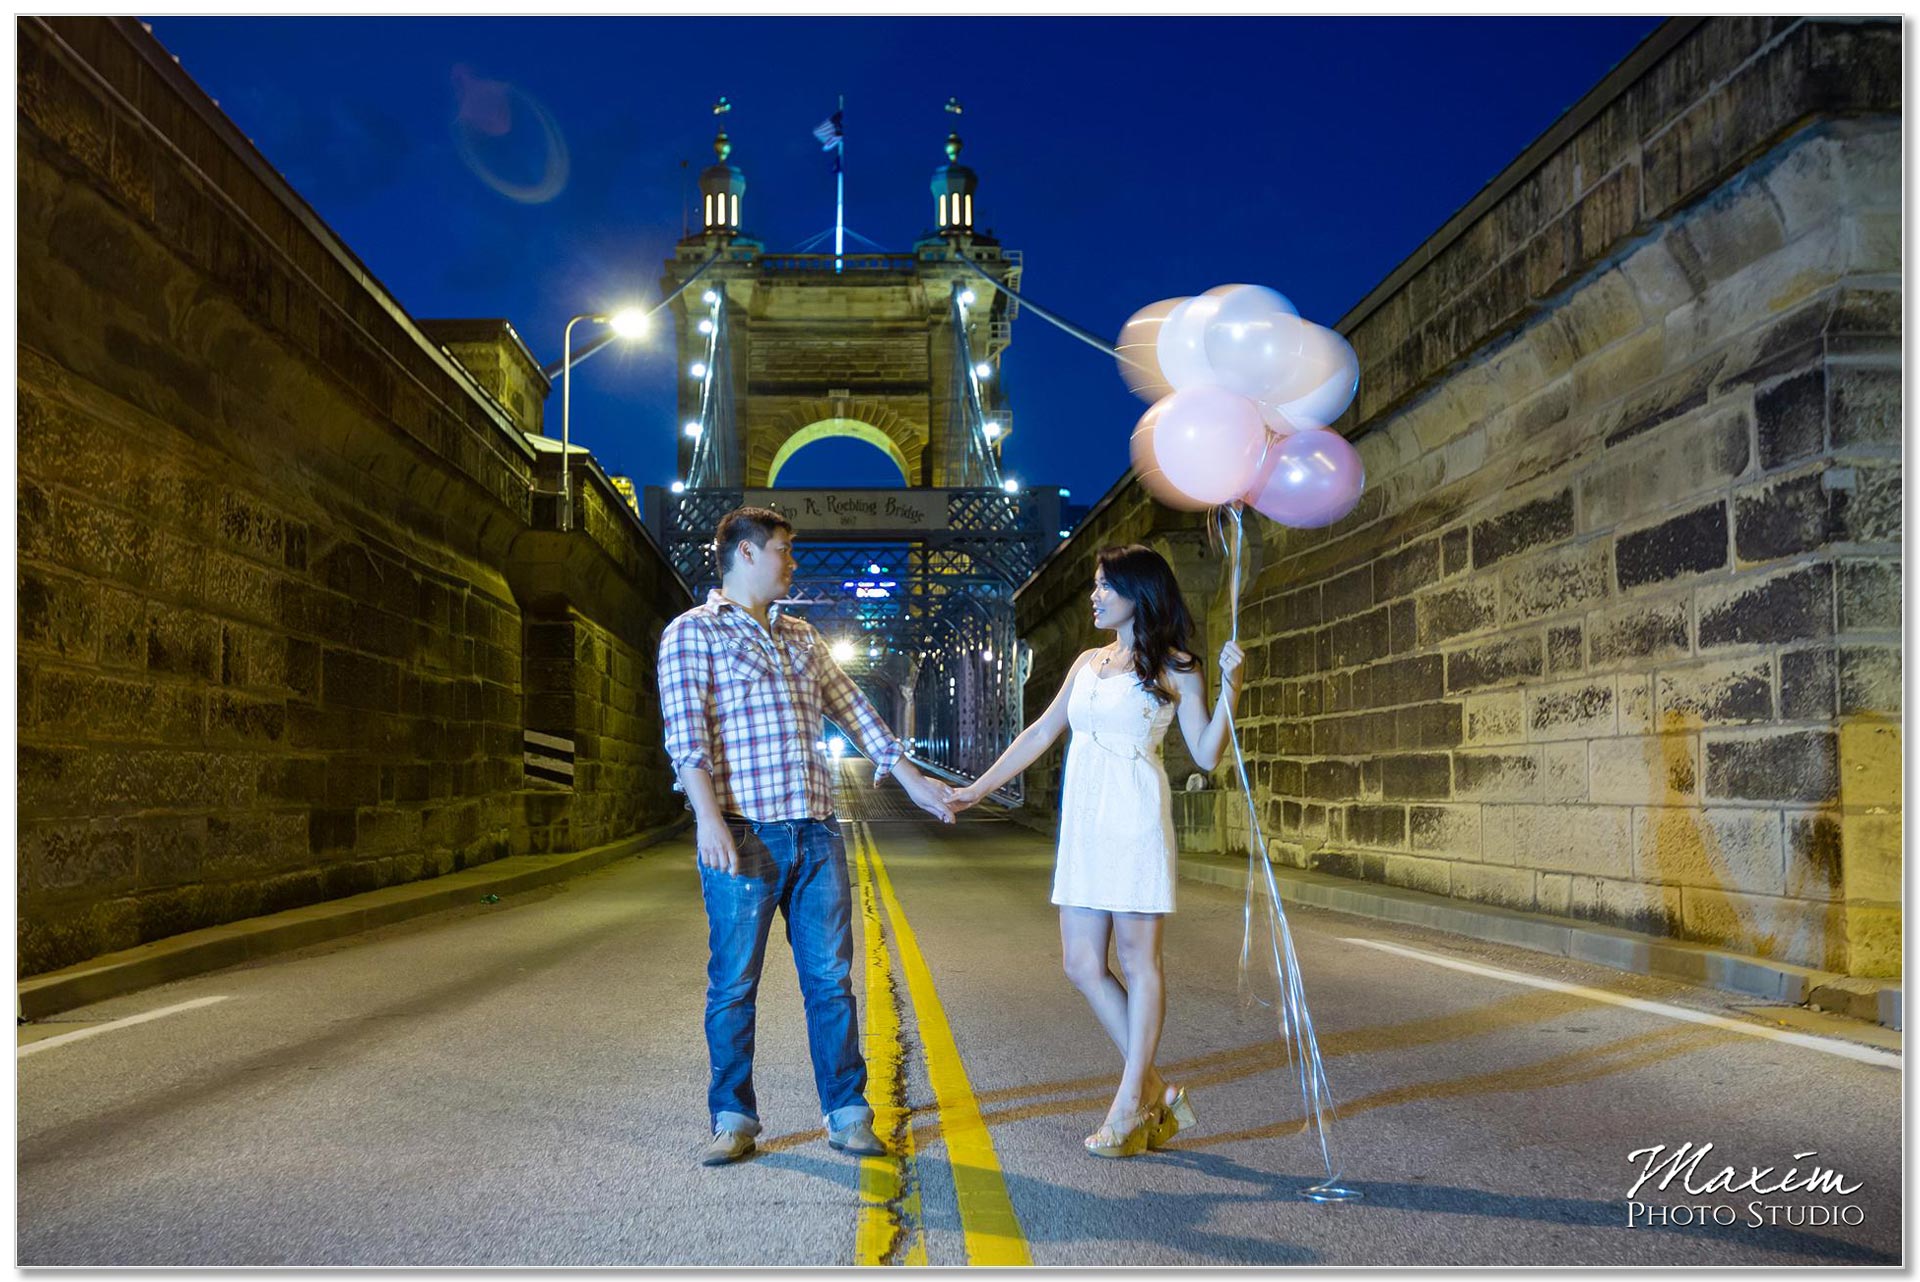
[659,119,1021,490]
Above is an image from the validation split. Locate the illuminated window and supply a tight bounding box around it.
[704,194,713,226]
[730,193,739,226]
[964,193,973,226]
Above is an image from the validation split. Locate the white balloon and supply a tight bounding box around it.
[1259,323,1359,430]
[1200,284,1309,401]
[1155,293,1224,391]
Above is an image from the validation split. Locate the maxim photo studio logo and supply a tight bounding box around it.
[1625,1142,1864,1229]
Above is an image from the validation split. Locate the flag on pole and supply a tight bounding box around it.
[812,110,843,150]
[813,110,843,172]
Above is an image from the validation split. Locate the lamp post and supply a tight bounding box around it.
[560,308,649,530]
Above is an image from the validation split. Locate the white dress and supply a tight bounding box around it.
[1051,661,1180,914]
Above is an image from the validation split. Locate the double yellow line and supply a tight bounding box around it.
[850,821,1030,1267]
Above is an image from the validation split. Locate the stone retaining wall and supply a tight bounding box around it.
[1015,17,1901,976]
[17,18,690,974]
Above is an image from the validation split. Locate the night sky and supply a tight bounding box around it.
[146,16,1659,505]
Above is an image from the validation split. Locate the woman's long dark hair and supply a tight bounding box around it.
[1096,544,1198,705]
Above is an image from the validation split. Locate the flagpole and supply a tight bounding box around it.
[834,94,844,275]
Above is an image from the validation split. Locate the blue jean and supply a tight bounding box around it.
[699,815,872,1136]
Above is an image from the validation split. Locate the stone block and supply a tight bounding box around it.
[1409,804,1482,858]
[1618,674,1656,734]
[1486,804,1631,877]
[1380,753,1451,801]
[1777,646,1836,721]
[1838,645,1900,715]
[1547,624,1584,675]
[1697,563,1833,649]
[1841,811,1901,905]
[1568,875,1684,937]
[1446,635,1543,693]
[1375,539,1440,601]
[1656,655,1773,726]
[19,565,100,661]
[1500,541,1610,624]
[1452,863,1537,910]
[1836,718,1899,809]
[1462,692,1526,745]
[1615,502,1728,589]
[1537,871,1573,916]
[1441,527,1470,576]
[1588,597,1691,667]
[1394,701,1463,751]
[33,669,205,743]
[1704,729,1838,803]
[1828,363,1900,448]
[1324,565,1374,622]
[1383,853,1451,896]
[1750,367,1828,470]
[1580,404,1751,530]
[1302,759,1360,800]
[1350,655,1444,710]
[1667,170,1788,289]
[1454,750,1539,802]
[1678,885,1842,970]
[1836,558,1900,632]
[1831,460,1901,545]
[1472,488,1575,569]
[1734,468,1840,564]
[1784,811,1844,901]
[1602,352,1727,448]
[1347,804,1406,849]
[1635,806,1785,895]
[1328,608,1390,670]
[1541,742,1588,802]
[1416,581,1499,646]
[1590,735,1699,804]
[1527,678,1616,741]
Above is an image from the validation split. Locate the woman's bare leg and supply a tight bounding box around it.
[1108,912,1167,1122]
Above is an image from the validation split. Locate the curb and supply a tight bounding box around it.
[18,817,693,1021]
[1175,852,1903,1032]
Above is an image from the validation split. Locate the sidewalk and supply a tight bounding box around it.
[17,818,692,1021]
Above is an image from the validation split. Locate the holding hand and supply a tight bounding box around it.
[948,783,985,813]
[893,762,957,824]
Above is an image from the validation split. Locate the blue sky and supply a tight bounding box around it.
[148,15,1659,503]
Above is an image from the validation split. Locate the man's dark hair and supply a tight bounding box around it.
[714,506,795,574]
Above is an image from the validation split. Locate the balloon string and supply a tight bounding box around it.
[1222,504,1351,1197]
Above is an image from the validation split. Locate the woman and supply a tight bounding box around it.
[950,544,1244,1157]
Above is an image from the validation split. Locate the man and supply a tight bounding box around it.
[656,506,955,1167]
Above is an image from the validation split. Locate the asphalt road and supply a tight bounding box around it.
[16,770,1903,1266]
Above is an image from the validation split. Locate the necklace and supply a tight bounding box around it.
[1099,645,1133,673]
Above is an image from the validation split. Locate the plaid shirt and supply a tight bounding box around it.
[658,590,905,823]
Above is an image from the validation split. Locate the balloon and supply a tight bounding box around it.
[1244,427,1366,528]
[1134,386,1268,508]
[1258,323,1359,431]
[1130,400,1206,511]
[1115,297,1186,402]
[1201,284,1309,402]
[1155,293,1225,391]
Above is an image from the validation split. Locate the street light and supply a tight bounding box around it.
[561,308,650,530]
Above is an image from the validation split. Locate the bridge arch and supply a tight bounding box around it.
[749,398,925,488]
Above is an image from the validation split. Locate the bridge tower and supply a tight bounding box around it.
[646,112,1059,789]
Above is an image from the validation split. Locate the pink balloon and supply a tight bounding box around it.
[1135,386,1268,508]
[1244,427,1366,528]
[1130,400,1208,511]
[1115,297,1185,403]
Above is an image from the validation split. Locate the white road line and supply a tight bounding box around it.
[17,996,230,1059]
[1342,938,1901,1070]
